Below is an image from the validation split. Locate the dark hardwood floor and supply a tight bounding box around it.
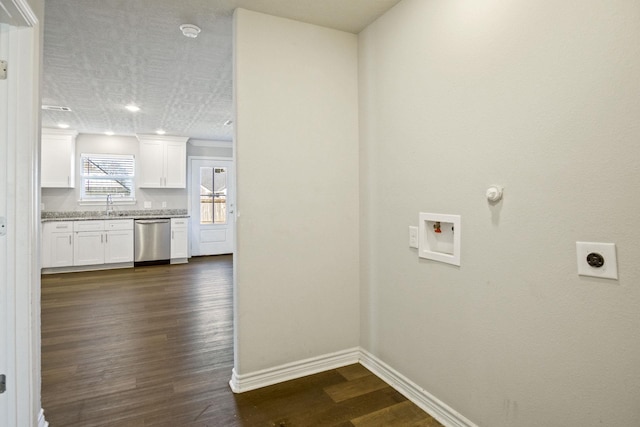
[41,255,441,426]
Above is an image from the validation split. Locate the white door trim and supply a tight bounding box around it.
[0,2,43,425]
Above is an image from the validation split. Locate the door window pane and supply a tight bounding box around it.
[200,167,227,224]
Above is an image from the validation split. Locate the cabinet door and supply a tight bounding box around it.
[171,222,189,259]
[74,231,105,266]
[138,139,165,188]
[105,230,134,264]
[50,233,74,267]
[42,222,74,268]
[41,129,77,188]
[164,141,186,188]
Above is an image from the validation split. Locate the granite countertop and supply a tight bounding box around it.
[42,209,189,222]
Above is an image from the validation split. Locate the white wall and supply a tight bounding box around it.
[234,9,360,374]
[187,140,233,158]
[359,1,640,426]
[41,133,188,211]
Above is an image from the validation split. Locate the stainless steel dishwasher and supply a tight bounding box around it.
[134,219,171,265]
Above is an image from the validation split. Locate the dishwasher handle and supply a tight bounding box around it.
[135,219,171,224]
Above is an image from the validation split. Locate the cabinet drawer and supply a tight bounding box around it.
[74,220,105,232]
[106,219,133,231]
[47,221,73,232]
[171,218,188,228]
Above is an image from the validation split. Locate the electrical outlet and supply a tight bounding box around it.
[162,201,167,208]
[409,226,418,249]
[576,242,618,280]
[144,201,152,209]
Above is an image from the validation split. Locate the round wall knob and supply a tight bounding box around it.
[486,186,503,203]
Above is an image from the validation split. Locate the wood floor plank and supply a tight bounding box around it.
[323,373,390,403]
[337,364,375,381]
[351,400,442,426]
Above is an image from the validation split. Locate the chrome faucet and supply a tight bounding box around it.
[105,194,114,216]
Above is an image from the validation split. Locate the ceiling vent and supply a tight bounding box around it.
[42,105,72,112]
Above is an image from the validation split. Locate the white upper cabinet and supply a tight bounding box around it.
[41,128,78,188]
[137,135,188,188]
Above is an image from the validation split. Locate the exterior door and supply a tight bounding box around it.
[190,158,234,256]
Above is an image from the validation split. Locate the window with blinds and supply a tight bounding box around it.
[80,153,135,200]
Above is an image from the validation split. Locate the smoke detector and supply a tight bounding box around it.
[180,24,201,38]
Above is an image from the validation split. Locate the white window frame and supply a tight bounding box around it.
[79,153,136,203]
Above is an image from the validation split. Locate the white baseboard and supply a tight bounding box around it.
[359,349,477,427]
[38,408,49,427]
[229,347,360,393]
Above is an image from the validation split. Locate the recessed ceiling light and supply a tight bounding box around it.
[156,129,166,135]
[180,24,201,38]
[57,123,70,129]
[125,104,140,112]
[105,131,114,136]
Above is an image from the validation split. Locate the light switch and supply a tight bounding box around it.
[576,242,618,280]
[409,226,418,249]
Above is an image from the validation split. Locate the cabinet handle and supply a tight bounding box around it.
[101,234,103,243]
[172,230,174,239]
[69,236,71,245]
[105,234,108,244]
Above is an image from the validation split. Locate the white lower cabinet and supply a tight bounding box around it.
[43,218,210,271]
[171,218,189,261]
[43,219,134,270]
[42,221,74,268]
[74,220,134,266]
[74,229,105,266]
[105,229,134,263]
[105,220,134,263]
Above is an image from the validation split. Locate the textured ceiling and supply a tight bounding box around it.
[42,0,402,141]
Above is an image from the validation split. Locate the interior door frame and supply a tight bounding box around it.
[0,1,43,425]
[187,155,236,257]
